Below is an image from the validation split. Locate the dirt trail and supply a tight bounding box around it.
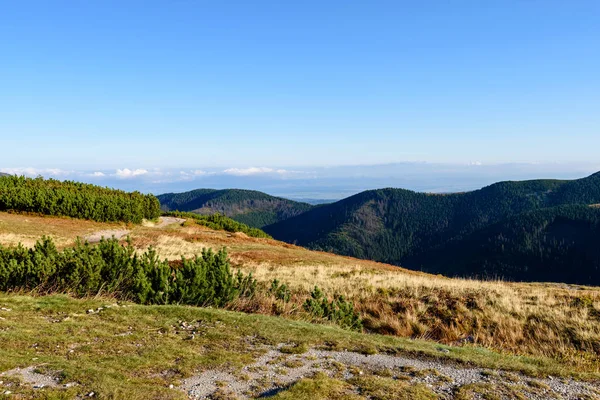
[150,216,186,228]
[181,342,600,400]
[84,217,186,243]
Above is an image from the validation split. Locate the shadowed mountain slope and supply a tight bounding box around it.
[264,172,600,284]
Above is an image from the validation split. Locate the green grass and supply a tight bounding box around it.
[0,293,598,399]
[350,375,437,400]
[271,372,360,400]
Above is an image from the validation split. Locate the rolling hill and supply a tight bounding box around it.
[264,172,600,284]
[157,188,313,228]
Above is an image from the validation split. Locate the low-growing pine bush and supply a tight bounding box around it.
[0,237,255,307]
[269,279,291,302]
[0,175,160,223]
[303,286,362,331]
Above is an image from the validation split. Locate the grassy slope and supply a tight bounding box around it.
[2,212,600,380]
[157,188,313,228]
[0,294,595,399]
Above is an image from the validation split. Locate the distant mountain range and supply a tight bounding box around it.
[157,188,313,228]
[158,172,600,285]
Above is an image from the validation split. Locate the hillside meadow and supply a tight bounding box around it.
[1,211,600,376]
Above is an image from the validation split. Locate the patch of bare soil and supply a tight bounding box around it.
[84,229,130,243]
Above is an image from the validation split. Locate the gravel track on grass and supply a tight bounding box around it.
[181,342,600,400]
[83,229,131,243]
[83,216,185,243]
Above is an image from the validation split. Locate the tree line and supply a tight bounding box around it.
[0,175,161,223]
[165,211,272,238]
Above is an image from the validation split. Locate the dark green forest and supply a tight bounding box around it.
[409,205,600,284]
[0,175,161,223]
[158,188,312,228]
[264,172,600,285]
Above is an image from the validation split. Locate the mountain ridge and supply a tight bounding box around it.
[157,188,313,228]
[263,172,600,284]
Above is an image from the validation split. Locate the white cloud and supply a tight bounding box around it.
[222,167,292,176]
[0,167,70,177]
[91,171,105,177]
[115,168,149,179]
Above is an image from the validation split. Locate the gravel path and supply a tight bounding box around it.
[83,229,130,243]
[154,216,186,228]
[181,342,600,399]
[83,217,185,243]
[84,229,131,243]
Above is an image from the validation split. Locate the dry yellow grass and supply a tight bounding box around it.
[2,211,600,371]
[0,212,126,248]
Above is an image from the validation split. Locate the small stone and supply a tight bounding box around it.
[33,384,45,389]
[169,384,174,389]
[87,309,94,314]
[87,391,95,397]
[4,391,12,395]
[438,348,450,354]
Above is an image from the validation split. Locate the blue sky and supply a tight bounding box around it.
[1,1,599,195]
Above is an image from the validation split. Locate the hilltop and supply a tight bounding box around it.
[264,172,600,284]
[157,188,313,228]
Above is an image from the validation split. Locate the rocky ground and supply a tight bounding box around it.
[181,340,600,400]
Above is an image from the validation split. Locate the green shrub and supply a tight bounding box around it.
[0,237,255,307]
[0,175,160,223]
[270,279,291,302]
[164,211,272,238]
[303,286,362,331]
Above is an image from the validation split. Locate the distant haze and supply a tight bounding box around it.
[2,162,599,200]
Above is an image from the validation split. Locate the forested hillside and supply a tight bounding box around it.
[410,205,600,284]
[0,175,161,223]
[158,188,312,228]
[264,172,600,284]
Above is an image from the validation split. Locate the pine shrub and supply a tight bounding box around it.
[0,237,255,307]
[303,286,362,331]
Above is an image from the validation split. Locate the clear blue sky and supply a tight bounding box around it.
[1,0,599,171]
